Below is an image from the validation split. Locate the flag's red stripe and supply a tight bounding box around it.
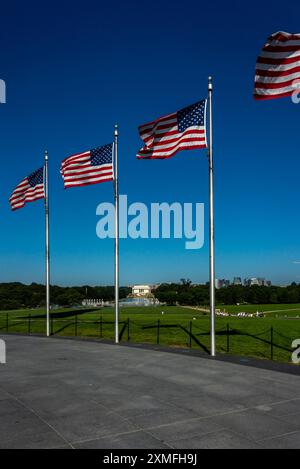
[10,184,44,202]
[151,137,207,152]
[253,90,294,100]
[142,128,205,146]
[254,78,297,89]
[64,175,113,188]
[64,169,113,183]
[142,129,179,142]
[61,157,91,171]
[255,65,300,77]
[140,122,177,138]
[10,191,45,206]
[138,112,176,131]
[257,55,300,65]
[137,144,206,160]
[64,172,113,183]
[263,45,300,53]
[61,151,90,165]
[268,32,300,42]
[152,130,206,146]
[10,194,44,210]
[12,179,29,190]
[138,139,206,157]
[11,191,44,204]
[62,164,113,176]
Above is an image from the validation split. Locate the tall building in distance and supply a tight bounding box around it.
[215,279,230,289]
[131,285,153,297]
[233,277,242,285]
[215,277,272,288]
[243,278,272,287]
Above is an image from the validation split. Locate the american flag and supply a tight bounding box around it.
[254,31,300,100]
[9,167,44,211]
[61,143,114,188]
[136,100,207,160]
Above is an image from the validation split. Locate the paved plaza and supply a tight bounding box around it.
[0,334,300,449]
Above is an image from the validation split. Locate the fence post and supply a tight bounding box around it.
[127,318,130,341]
[270,326,273,360]
[100,315,103,338]
[157,319,160,345]
[189,321,192,348]
[28,314,31,335]
[6,313,8,332]
[227,322,230,353]
[75,313,78,337]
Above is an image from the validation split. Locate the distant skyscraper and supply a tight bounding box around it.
[233,277,242,285]
[243,277,271,287]
[215,279,230,289]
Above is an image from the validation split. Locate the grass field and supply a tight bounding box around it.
[217,303,300,317]
[0,304,300,363]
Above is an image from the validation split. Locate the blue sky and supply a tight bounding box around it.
[0,0,299,286]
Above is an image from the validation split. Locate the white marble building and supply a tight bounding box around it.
[131,285,152,297]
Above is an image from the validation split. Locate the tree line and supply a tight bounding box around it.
[1,280,300,311]
[154,280,300,306]
[0,282,131,310]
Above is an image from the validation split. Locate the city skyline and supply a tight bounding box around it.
[1,277,294,288]
[215,277,272,289]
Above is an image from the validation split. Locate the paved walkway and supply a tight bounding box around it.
[0,334,300,448]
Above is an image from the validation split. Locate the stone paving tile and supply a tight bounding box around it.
[74,431,169,449]
[144,417,225,443]
[46,408,138,442]
[171,429,263,449]
[207,408,300,441]
[258,431,300,449]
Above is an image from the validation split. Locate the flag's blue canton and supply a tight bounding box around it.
[177,100,206,133]
[91,144,113,166]
[28,167,44,187]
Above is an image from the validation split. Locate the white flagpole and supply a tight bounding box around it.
[44,150,50,337]
[208,76,216,357]
[114,124,119,344]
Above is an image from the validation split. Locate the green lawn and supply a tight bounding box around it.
[217,303,300,317]
[0,304,299,364]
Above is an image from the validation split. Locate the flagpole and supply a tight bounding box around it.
[44,150,50,337]
[208,76,216,357]
[114,124,119,344]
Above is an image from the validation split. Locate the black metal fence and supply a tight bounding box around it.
[0,312,295,362]
[138,320,293,360]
